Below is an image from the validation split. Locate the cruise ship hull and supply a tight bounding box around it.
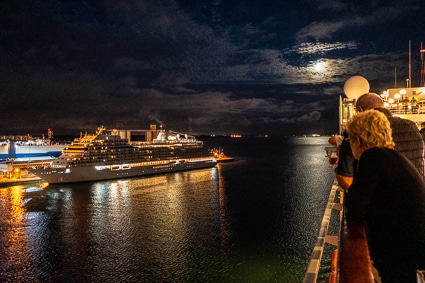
[30,159,217,184]
[0,145,65,160]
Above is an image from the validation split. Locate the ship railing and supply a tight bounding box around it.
[386,99,425,116]
[304,144,376,282]
[303,177,376,283]
[303,178,343,283]
[337,199,425,282]
[338,217,374,282]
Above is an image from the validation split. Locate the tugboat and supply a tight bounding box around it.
[210,147,234,163]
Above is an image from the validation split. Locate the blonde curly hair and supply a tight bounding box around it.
[347,109,395,149]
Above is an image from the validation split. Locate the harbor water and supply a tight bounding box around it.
[0,136,335,282]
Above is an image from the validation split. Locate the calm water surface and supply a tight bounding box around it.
[0,137,335,283]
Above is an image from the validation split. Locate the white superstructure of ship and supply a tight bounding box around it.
[29,125,217,184]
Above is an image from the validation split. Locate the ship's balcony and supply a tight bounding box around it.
[386,100,425,124]
[340,91,425,130]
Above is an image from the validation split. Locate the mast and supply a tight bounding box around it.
[394,67,397,88]
[408,40,412,88]
[421,42,425,86]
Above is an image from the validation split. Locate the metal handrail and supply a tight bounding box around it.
[303,179,342,283]
[303,176,376,283]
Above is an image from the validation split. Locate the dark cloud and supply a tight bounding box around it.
[0,0,424,136]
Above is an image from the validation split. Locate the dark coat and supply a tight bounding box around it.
[346,147,425,282]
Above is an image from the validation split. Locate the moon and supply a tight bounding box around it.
[314,61,326,72]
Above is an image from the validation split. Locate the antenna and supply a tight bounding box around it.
[394,67,397,88]
[188,116,192,134]
[421,42,425,86]
[408,40,412,88]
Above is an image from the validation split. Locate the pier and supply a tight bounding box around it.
[0,158,53,186]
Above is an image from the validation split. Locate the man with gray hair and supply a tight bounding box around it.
[336,92,425,190]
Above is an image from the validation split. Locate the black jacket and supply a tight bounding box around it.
[381,108,425,177]
[346,147,425,282]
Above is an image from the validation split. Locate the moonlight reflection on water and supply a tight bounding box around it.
[0,137,335,282]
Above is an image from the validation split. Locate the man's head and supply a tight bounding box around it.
[355,92,384,113]
[421,122,425,129]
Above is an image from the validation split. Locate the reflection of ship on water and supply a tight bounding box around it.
[0,134,334,282]
[29,125,217,184]
[116,167,218,194]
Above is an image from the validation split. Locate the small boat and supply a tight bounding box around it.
[210,148,234,163]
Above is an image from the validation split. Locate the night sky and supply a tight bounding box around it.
[1,0,425,136]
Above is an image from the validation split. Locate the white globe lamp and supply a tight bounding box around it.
[343,76,370,100]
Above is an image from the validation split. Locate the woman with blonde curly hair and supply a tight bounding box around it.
[347,109,395,159]
[345,109,425,282]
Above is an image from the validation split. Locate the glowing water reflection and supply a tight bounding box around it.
[0,137,335,282]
